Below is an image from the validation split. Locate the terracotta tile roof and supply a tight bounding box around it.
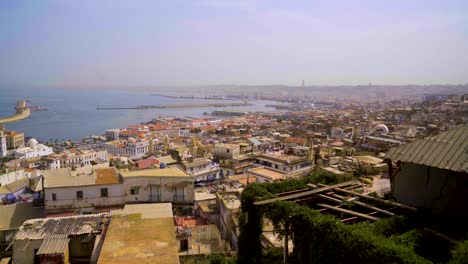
[200,125,216,131]
[284,137,307,145]
[173,137,184,143]
[135,158,160,169]
[149,124,169,131]
[128,125,147,129]
[330,141,344,147]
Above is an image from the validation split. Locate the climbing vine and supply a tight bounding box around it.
[237,176,435,264]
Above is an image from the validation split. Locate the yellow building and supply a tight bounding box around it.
[6,131,25,150]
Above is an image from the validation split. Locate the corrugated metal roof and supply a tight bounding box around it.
[248,137,262,146]
[0,202,46,231]
[37,235,69,255]
[385,124,468,173]
[14,213,105,240]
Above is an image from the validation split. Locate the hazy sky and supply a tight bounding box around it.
[1,0,467,87]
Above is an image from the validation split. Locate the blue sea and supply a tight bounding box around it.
[0,87,281,141]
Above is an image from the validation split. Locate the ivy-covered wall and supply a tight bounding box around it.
[237,176,467,264]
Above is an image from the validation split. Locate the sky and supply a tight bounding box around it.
[0,0,467,88]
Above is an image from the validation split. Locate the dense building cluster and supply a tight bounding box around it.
[0,92,467,263]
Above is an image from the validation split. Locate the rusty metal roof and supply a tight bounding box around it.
[36,235,70,255]
[14,213,105,240]
[385,124,468,173]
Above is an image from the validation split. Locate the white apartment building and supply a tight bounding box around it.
[0,130,7,157]
[179,128,191,137]
[43,149,108,169]
[104,138,149,158]
[182,158,221,184]
[105,129,121,140]
[120,167,194,206]
[10,138,53,159]
[0,169,33,187]
[43,167,124,210]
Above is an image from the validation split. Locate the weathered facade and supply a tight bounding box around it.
[120,167,194,206]
[386,124,468,219]
[43,167,124,210]
[12,214,107,264]
[216,191,240,251]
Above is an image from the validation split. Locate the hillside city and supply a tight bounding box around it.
[0,91,467,264]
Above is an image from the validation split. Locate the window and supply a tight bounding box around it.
[100,188,108,197]
[52,193,57,201]
[150,185,160,201]
[227,149,230,153]
[130,187,139,195]
[76,191,83,200]
[173,187,184,201]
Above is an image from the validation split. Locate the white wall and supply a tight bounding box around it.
[13,239,42,264]
[46,184,124,210]
[123,176,194,204]
[0,169,27,186]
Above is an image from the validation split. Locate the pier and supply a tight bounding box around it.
[96,102,253,110]
[151,94,239,100]
[0,100,31,124]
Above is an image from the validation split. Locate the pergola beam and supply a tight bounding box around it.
[254,181,359,205]
[332,188,417,212]
[317,204,380,221]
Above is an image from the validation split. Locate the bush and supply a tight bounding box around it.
[180,254,237,264]
[450,240,468,264]
[237,177,432,264]
[308,171,341,185]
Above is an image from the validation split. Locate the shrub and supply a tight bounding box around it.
[237,177,432,264]
[450,240,468,264]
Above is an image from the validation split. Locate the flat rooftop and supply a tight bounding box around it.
[217,192,241,210]
[259,152,307,163]
[120,167,190,178]
[98,203,179,264]
[215,143,239,148]
[354,155,383,165]
[248,167,286,181]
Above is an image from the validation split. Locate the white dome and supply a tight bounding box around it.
[375,124,389,134]
[28,138,38,148]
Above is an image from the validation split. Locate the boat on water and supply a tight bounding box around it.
[29,106,48,111]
